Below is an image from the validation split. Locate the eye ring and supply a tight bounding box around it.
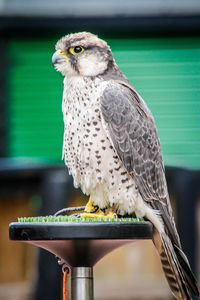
[69,46,84,55]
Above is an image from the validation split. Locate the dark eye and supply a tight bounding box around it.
[69,46,84,55]
[74,46,82,53]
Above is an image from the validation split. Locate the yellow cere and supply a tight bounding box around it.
[59,50,66,56]
[57,49,69,59]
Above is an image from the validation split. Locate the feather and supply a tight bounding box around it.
[100,81,200,299]
[153,229,198,300]
[100,82,168,202]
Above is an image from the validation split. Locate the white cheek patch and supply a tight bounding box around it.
[55,60,77,77]
[78,54,108,76]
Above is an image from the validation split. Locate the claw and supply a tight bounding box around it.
[90,206,99,213]
[105,211,118,219]
[82,197,118,219]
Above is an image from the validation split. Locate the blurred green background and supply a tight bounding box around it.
[8,35,200,169]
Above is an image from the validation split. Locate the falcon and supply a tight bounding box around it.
[52,32,199,299]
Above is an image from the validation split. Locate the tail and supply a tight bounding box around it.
[153,229,199,300]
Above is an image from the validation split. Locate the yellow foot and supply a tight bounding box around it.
[81,197,118,219]
[84,197,97,213]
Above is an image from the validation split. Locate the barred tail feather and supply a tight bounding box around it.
[153,229,199,300]
[173,245,200,298]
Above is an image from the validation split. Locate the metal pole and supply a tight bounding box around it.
[71,267,94,300]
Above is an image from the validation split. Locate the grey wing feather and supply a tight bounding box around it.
[100,81,200,299]
[100,81,180,245]
[100,81,168,203]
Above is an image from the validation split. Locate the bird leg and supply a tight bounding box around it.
[81,197,117,219]
[84,197,98,213]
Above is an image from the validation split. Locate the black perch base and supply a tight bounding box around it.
[9,220,153,300]
[9,221,153,267]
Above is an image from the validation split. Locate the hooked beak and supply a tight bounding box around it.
[52,50,69,65]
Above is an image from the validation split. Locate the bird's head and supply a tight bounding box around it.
[52,32,115,77]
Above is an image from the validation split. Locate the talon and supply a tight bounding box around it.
[101,208,106,214]
[81,197,118,219]
[90,206,99,213]
[104,211,118,219]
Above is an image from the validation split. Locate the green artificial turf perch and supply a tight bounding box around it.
[18,215,144,223]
